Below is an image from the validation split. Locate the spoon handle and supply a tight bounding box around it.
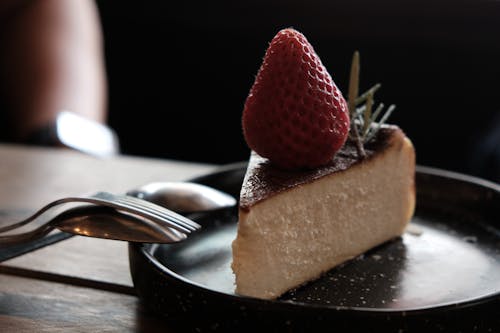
[0,222,55,247]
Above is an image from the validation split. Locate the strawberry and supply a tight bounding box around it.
[242,28,350,170]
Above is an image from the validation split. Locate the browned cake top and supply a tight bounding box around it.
[240,126,402,211]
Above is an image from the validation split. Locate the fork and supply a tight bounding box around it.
[0,192,201,246]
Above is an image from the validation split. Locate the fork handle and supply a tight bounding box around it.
[0,198,78,234]
[0,223,55,248]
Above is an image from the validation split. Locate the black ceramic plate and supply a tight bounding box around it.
[129,163,500,332]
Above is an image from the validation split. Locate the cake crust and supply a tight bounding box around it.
[240,125,408,211]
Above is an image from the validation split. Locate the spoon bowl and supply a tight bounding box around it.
[126,182,237,214]
[56,180,238,242]
[54,205,185,243]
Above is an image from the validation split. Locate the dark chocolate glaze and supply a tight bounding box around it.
[239,126,402,211]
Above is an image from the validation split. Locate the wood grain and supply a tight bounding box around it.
[0,143,216,215]
[0,274,171,332]
[0,144,219,331]
[0,143,216,286]
[1,236,133,291]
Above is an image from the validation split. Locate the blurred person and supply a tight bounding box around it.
[0,0,117,156]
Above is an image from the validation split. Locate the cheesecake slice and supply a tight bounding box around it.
[231,125,416,299]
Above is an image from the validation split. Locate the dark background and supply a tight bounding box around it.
[95,0,499,183]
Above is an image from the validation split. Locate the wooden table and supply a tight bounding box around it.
[0,144,218,332]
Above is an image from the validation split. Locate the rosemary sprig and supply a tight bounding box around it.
[347,51,366,158]
[347,51,396,159]
[355,83,381,105]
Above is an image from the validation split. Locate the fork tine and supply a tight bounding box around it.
[115,195,200,231]
[91,192,200,233]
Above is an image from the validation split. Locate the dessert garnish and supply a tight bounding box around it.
[242,28,350,170]
[347,51,396,158]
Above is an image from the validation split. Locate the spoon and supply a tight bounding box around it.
[126,181,237,214]
[0,182,237,246]
[61,182,237,242]
[0,205,184,247]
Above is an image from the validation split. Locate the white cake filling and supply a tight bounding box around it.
[232,134,415,299]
